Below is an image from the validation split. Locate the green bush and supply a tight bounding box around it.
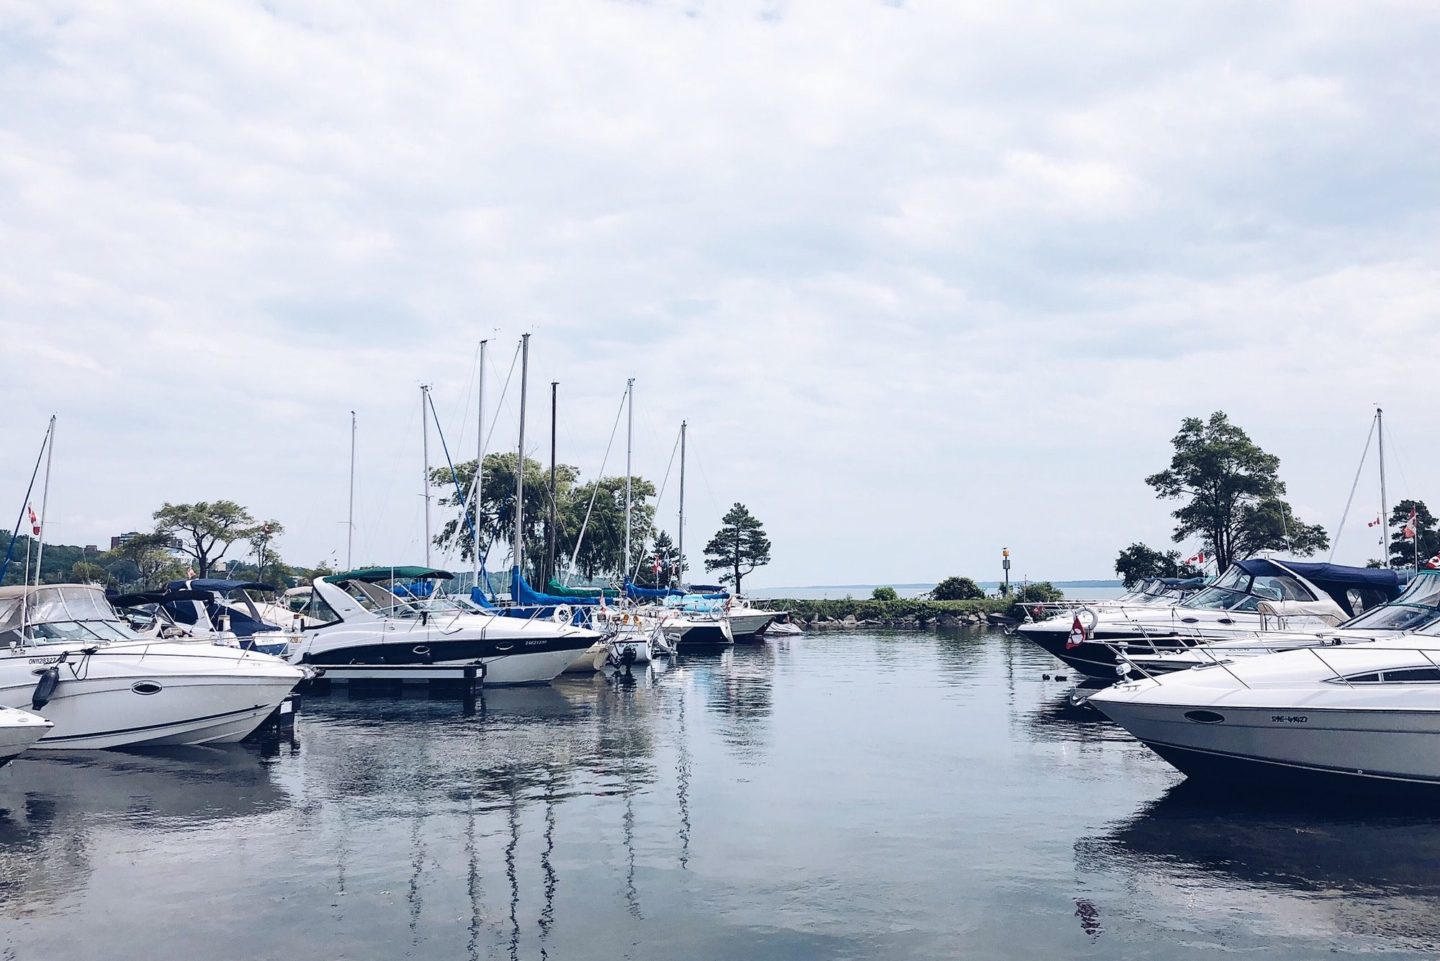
[871,586,899,601]
[932,576,984,600]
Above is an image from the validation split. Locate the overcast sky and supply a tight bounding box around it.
[4,0,1438,587]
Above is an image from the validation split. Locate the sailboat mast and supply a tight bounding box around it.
[515,334,530,582]
[475,339,487,586]
[32,415,55,585]
[347,411,356,569]
[678,420,686,589]
[1377,407,1388,555]
[548,381,558,586]
[421,385,432,567]
[624,378,634,582]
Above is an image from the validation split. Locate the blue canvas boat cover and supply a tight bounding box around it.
[165,579,278,594]
[512,567,604,607]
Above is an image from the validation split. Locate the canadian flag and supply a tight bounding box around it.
[1368,517,1383,528]
[1405,507,1418,540]
[26,504,40,537]
[1066,614,1088,650]
[186,566,197,579]
[1426,553,1440,570]
[652,557,662,575]
[1185,550,1206,567]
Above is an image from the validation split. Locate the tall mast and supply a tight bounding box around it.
[548,380,558,586]
[347,410,356,569]
[624,378,634,583]
[514,333,530,583]
[1377,407,1388,555]
[32,415,56,585]
[421,384,432,567]
[474,340,487,586]
[678,420,686,589]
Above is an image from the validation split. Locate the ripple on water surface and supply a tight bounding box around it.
[3,630,1440,959]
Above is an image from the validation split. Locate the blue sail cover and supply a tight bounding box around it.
[512,567,605,607]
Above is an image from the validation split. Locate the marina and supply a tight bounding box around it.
[10,629,1440,960]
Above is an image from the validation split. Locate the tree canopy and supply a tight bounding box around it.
[702,503,772,594]
[1113,542,1202,587]
[1145,412,1327,571]
[432,453,656,583]
[153,500,278,578]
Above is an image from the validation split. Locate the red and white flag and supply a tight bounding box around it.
[1066,615,1088,650]
[1426,553,1440,570]
[1185,550,1206,567]
[1405,507,1418,540]
[26,504,40,537]
[186,566,197,578]
[652,557,662,575]
[1368,516,1383,528]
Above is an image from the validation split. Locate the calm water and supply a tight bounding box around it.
[4,630,1440,959]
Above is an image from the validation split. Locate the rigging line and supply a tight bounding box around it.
[452,340,523,563]
[565,389,629,584]
[1330,414,1377,562]
[0,420,52,585]
[427,393,482,562]
[630,427,682,583]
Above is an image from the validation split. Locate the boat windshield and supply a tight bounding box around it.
[1364,574,1440,633]
[0,586,142,645]
[1181,567,1315,613]
[344,580,422,618]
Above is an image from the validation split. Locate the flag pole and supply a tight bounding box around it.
[33,415,56,586]
[1377,407,1388,557]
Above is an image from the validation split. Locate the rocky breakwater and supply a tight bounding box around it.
[770,598,1021,632]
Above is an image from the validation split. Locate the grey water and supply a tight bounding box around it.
[4,630,1440,959]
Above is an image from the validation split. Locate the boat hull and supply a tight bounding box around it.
[290,631,598,686]
[0,649,302,751]
[727,611,776,640]
[1090,695,1440,790]
[0,708,52,766]
[1018,628,1188,679]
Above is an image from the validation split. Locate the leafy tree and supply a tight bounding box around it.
[1386,499,1440,568]
[561,475,656,581]
[70,560,110,586]
[872,586,899,601]
[106,532,184,589]
[702,503,772,594]
[1145,412,1327,571]
[931,576,984,601]
[246,521,286,586]
[1113,542,1201,587]
[433,454,655,583]
[153,501,273,578]
[1015,581,1063,603]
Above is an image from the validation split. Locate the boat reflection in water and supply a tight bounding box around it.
[0,746,291,911]
[1077,783,1440,951]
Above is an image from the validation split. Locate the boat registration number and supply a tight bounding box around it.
[1270,715,1308,724]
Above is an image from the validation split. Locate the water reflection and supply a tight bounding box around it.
[697,647,774,761]
[1021,685,1131,744]
[1078,784,1440,949]
[0,747,288,911]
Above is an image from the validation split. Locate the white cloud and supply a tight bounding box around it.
[3,0,1438,584]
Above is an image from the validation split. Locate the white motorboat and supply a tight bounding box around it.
[1122,569,1440,676]
[0,584,303,750]
[0,706,51,766]
[727,599,783,640]
[1089,641,1440,790]
[659,612,734,648]
[271,567,601,685]
[1019,558,1404,679]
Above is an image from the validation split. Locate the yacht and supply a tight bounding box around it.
[272,567,601,685]
[1088,640,1440,791]
[1019,559,1403,679]
[0,706,50,766]
[0,584,303,749]
[1121,569,1440,676]
[726,598,785,641]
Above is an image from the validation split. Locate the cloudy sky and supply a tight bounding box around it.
[3,0,1438,586]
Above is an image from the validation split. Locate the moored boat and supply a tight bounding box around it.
[0,706,51,766]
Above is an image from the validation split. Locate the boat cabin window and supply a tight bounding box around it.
[1183,569,1314,612]
[1329,667,1440,684]
[1348,575,1440,631]
[345,581,417,617]
[0,587,142,646]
